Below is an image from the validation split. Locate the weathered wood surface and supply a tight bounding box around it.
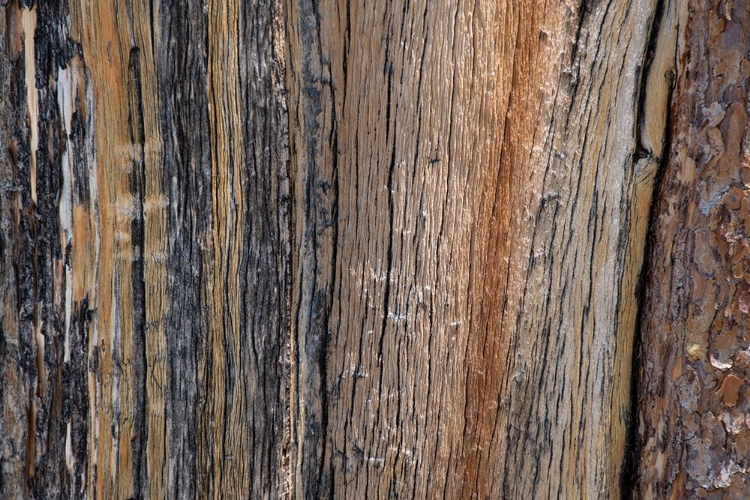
[634,0,750,497]
[1,0,290,498]
[2,0,743,498]
[285,0,661,496]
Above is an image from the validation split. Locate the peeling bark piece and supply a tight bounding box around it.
[717,374,742,408]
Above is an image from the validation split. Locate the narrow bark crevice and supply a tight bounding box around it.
[622,0,675,495]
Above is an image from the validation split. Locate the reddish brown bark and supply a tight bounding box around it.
[635,0,750,497]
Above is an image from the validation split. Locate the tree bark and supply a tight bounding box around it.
[0,0,745,498]
[635,0,750,497]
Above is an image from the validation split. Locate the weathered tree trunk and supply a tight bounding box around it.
[0,0,746,498]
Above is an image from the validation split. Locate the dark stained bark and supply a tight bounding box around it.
[2,0,748,498]
[157,2,211,498]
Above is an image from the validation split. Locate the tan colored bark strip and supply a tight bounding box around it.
[73,3,129,495]
[21,7,36,205]
[199,0,250,496]
[71,0,167,496]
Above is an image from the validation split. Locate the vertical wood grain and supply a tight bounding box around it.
[285,0,660,497]
[198,0,291,498]
[1,4,24,496]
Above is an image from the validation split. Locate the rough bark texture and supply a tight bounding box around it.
[1,0,745,498]
[635,0,750,498]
